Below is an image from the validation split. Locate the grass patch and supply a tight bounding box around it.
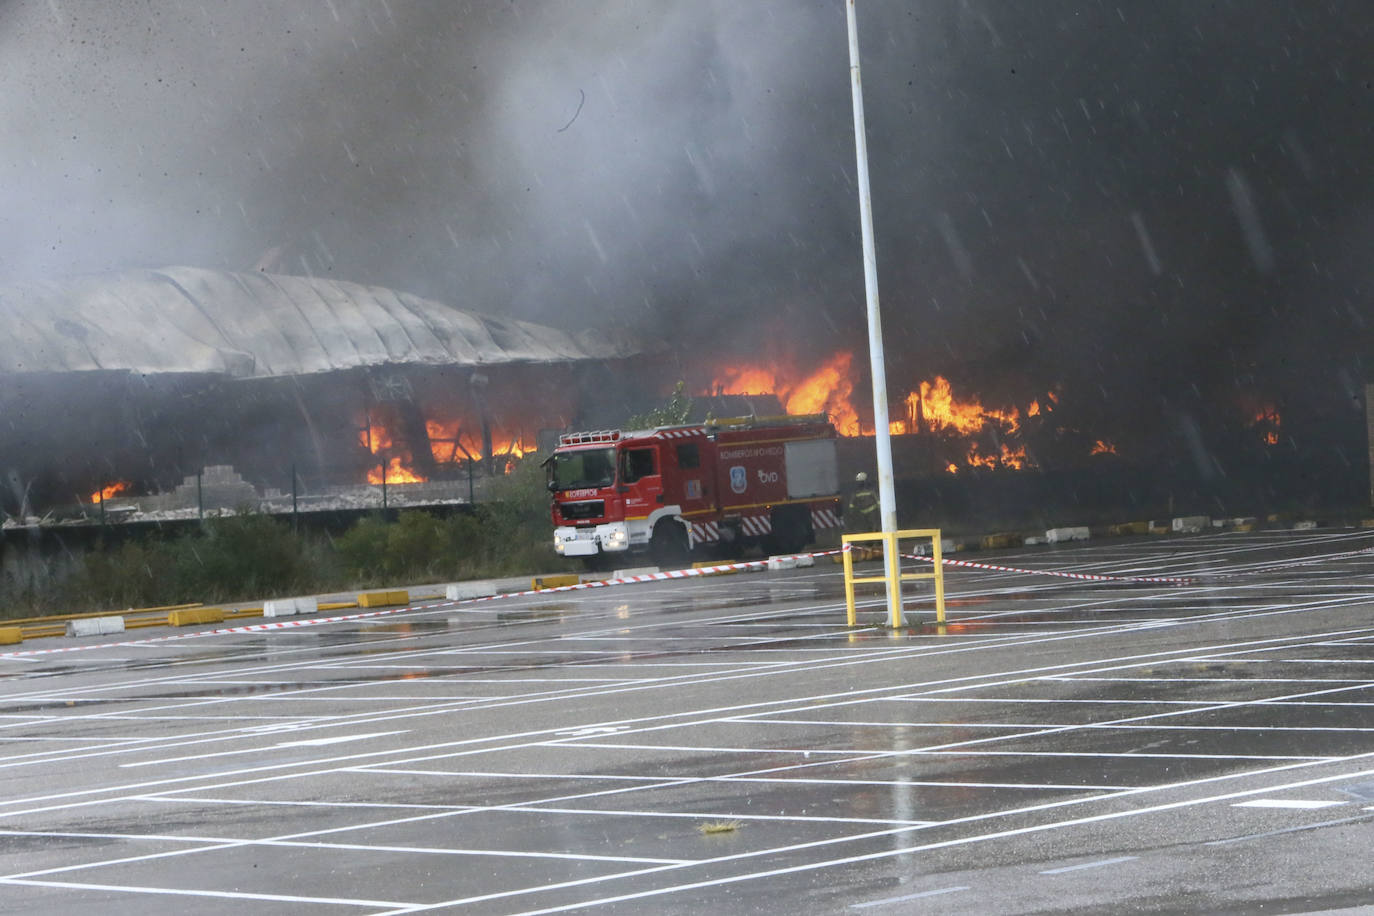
[1,458,577,619]
[697,820,742,835]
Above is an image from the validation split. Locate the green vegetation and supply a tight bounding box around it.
[0,457,572,619]
[625,380,695,429]
[1,384,739,621]
[2,389,728,619]
[76,513,337,611]
[337,458,561,584]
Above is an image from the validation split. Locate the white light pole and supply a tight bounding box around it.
[846,0,903,625]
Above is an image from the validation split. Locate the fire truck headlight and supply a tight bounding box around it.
[602,525,628,548]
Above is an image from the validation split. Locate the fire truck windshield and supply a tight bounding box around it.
[549,447,617,491]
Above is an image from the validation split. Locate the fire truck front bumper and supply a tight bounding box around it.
[553,524,630,557]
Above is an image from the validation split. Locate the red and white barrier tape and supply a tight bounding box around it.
[0,548,848,658]
[9,542,1372,658]
[900,553,1198,585]
[0,606,433,657]
[453,547,849,604]
[901,543,1374,585]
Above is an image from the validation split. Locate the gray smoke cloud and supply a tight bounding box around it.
[2,0,1372,454]
[0,0,859,332]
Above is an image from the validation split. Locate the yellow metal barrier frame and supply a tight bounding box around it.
[841,529,945,627]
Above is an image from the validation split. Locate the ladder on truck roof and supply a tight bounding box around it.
[641,414,829,436]
[556,429,621,446]
[703,414,829,431]
[557,413,832,446]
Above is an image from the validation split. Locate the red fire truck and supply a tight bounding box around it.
[547,414,843,567]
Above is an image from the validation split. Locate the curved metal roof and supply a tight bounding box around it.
[0,266,640,378]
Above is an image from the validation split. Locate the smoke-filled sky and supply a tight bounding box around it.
[2,0,1372,449]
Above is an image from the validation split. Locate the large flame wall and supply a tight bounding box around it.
[707,349,1282,476]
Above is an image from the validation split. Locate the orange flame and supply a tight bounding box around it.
[367,456,425,485]
[713,366,779,397]
[359,423,393,454]
[424,418,534,470]
[900,375,1021,436]
[89,481,132,503]
[358,412,539,485]
[713,352,861,435]
[708,352,1121,472]
[1251,406,1280,446]
[953,442,1029,473]
[781,352,860,435]
[360,413,427,484]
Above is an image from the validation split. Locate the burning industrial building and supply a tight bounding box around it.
[0,2,1369,530]
[0,266,653,521]
[0,259,1355,534]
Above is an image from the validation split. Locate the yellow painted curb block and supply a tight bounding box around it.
[358,590,410,608]
[319,601,358,611]
[1108,521,1150,536]
[980,533,1024,549]
[125,619,169,630]
[1360,519,1374,529]
[532,574,580,591]
[0,627,23,645]
[168,607,225,627]
[693,561,736,574]
[3,602,202,628]
[1233,523,1256,532]
[1149,526,1171,535]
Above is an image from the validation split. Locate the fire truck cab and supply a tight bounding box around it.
[547,415,842,568]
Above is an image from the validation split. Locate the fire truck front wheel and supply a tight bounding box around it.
[581,553,613,572]
[650,520,689,568]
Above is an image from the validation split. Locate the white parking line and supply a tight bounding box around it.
[117,730,409,767]
[1232,798,1345,809]
[7,617,1374,822]
[1040,855,1139,874]
[0,828,693,866]
[851,885,970,906]
[7,531,1374,914]
[0,877,410,908]
[474,761,1374,916]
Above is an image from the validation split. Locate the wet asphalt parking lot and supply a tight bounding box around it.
[4,528,1374,914]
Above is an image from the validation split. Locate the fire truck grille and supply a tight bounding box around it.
[560,500,605,521]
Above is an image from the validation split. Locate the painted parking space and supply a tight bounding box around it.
[3,529,1374,912]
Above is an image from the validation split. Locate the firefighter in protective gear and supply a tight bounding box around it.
[847,471,878,531]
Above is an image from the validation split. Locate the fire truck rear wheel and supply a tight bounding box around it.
[650,520,689,568]
[767,506,813,555]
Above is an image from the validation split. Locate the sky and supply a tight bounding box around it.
[1,0,1371,458]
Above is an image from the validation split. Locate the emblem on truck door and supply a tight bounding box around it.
[729,466,747,494]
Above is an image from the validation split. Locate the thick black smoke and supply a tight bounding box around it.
[1,0,1371,464]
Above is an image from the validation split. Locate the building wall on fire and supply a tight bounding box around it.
[0,266,660,515]
[0,363,614,514]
